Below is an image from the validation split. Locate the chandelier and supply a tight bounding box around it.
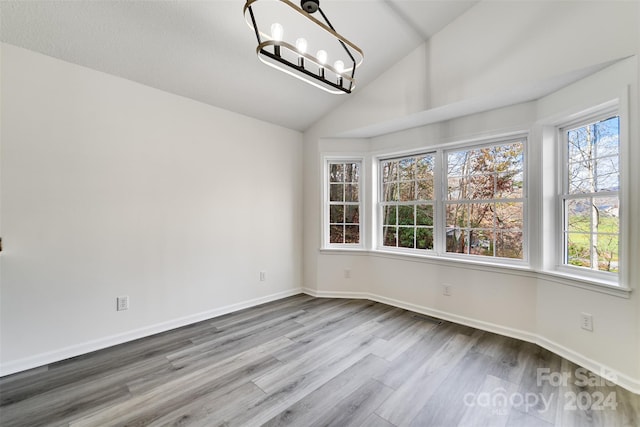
[243,0,363,94]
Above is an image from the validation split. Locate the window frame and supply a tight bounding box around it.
[378,152,437,253]
[442,138,528,262]
[556,107,622,283]
[322,156,365,250]
[375,134,529,267]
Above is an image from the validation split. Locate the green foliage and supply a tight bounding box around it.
[567,216,619,272]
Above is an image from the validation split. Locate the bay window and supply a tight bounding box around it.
[561,114,620,275]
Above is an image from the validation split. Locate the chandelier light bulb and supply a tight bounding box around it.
[244,0,363,93]
[334,60,345,86]
[295,38,308,54]
[270,23,284,41]
[316,49,327,65]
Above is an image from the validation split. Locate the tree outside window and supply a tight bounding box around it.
[563,116,620,273]
[445,141,525,259]
[328,161,361,245]
[381,154,435,250]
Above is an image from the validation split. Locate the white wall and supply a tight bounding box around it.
[428,0,638,108]
[0,44,303,374]
[303,0,640,392]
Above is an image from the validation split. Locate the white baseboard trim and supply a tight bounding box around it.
[0,288,303,377]
[301,287,640,394]
[4,287,639,394]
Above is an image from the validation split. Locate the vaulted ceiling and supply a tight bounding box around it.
[1,0,478,131]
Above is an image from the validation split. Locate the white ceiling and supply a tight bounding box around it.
[0,0,478,131]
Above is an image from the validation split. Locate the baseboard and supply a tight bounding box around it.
[4,287,639,394]
[0,288,303,377]
[301,287,640,394]
[536,336,640,395]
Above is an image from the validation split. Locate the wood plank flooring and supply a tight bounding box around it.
[1,294,639,426]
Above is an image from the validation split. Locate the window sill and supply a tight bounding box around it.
[320,247,368,255]
[318,247,632,298]
[537,270,631,298]
[372,248,534,275]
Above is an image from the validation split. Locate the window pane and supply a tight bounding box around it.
[330,225,344,244]
[330,205,344,223]
[594,116,620,156]
[382,161,398,183]
[592,196,619,272]
[447,204,468,228]
[568,127,592,163]
[494,143,524,173]
[446,229,468,254]
[596,233,618,272]
[496,171,523,198]
[399,182,415,201]
[593,196,619,231]
[567,232,590,268]
[496,202,523,229]
[345,184,359,202]
[383,183,398,202]
[566,199,591,233]
[383,206,397,226]
[399,158,415,181]
[567,116,619,195]
[568,160,595,194]
[470,229,493,256]
[416,204,433,226]
[448,151,467,176]
[344,225,359,244]
[416,156,434,179]
[345,205,359,224]
[496,230,523,259]
[344,163,359,183]
[330,184,344,202]
[398,205,414,226]
[469,203,493,229]
[416,179,433,200]
[383,227,397,246]
[595,156,619,191]
[416,228,434,250]
[469,175,494,199]
[447,177,463,200]
[327,160,361,247]
[399,227,415,248]
[330,163,343,182]
[470,148,493,171]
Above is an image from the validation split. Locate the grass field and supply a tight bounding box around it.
[567,216,619,272]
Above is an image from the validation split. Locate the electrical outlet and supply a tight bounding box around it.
[260,271,267,282]
[116,296,129,311]
[581,312,593,331]
[344,269,351,279]
[442,284,452,296]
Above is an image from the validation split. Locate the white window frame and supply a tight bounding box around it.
[556,105,623,284]
[322,156,365,250]
[442,138,528,263]
[378,152,437,253]
[374,133,528,267]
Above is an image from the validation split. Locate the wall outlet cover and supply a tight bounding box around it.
[117,296,130,311]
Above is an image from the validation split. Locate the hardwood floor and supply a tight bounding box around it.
[1,294,638,426]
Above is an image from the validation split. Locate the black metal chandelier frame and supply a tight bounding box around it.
[243,0,364,94]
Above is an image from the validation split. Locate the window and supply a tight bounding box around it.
[561,114,620,274]
[377,138,526,261]
[380,154,435,250]
[327,161,361,246]
[445,141,525,259]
